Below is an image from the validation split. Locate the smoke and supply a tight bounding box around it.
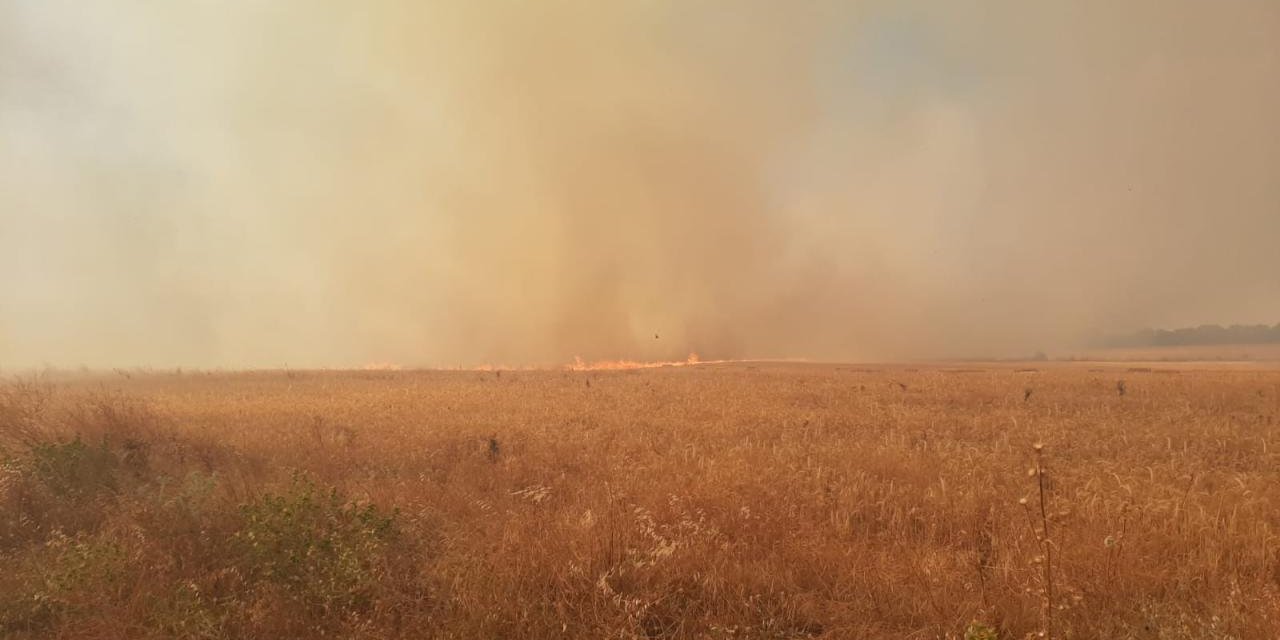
[2,1,1278,367]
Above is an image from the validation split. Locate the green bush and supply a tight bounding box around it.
[1,438,124,549]
[143,580,225,640]
[964,621,999,640]
[0,532,128,634]
[234,475,399,616]
[30,437,119,498]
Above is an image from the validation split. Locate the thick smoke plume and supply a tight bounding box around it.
[2,1,1279,367]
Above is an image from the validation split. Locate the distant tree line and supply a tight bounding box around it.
[1097,324,1280,348]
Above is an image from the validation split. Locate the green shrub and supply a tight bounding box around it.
[234,475,398,616]
[30,437,119,498]
[0,532,128,634]
[144,580,225,640]
[964,621,999,640]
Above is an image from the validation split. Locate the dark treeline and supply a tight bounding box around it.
[1097,324,1280,348]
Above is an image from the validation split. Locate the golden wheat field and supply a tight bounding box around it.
[3,362,1280,639]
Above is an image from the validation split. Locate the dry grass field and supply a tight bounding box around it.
[3,363,1280,639]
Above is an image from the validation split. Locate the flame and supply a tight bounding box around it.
[465,352,755,372]
[565,353,708,371]
[361,361,403,371]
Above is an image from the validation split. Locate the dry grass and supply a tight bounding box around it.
[3,363,1280,639]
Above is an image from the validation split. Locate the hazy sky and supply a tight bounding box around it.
[2,1,1278,368]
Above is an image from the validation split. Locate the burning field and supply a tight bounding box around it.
[3,362,1280,639]
[566,353,709,371]
[4,1,1280,638]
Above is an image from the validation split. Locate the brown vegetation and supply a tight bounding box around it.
[3,363,1279,638]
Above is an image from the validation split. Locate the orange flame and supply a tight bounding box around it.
[565,353,706,371]
[465,353,756,372]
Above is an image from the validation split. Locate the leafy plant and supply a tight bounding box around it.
[30,437,119,498]
[964,620,999,640]
[234,475,398,615]
[0,532,128,633]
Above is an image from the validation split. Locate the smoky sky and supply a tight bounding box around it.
[2,1,1279,368]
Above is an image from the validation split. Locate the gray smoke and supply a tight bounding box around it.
[2,1,1278,367]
